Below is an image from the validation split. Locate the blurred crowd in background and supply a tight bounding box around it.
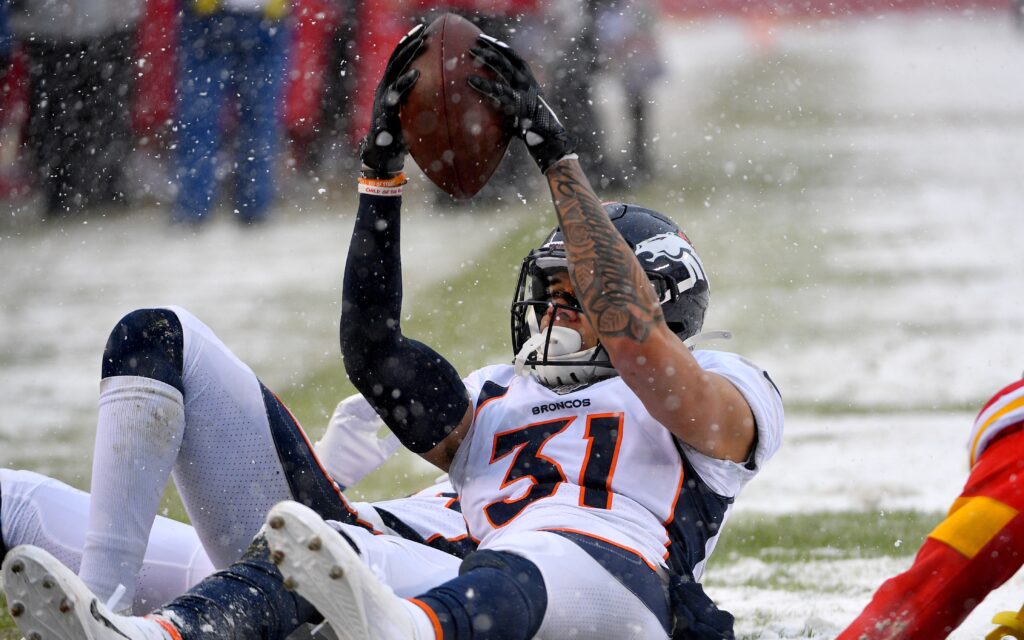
[0,0,663,226]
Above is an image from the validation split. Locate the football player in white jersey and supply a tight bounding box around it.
[278,31,782,640]
[2,26,783,640]
[303,30,780,640]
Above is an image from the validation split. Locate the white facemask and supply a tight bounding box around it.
[513,323,616,387]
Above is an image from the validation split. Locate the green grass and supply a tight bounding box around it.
[712,510,940,564]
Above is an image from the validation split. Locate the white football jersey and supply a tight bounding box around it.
[967,379,1024,467]
[349,478,474,557]
[449,350,783,578]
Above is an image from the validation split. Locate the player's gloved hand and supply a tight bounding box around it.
[314,394,400,489]
[468,34,577,174]
[668,572,736,639]
[360,24,425,178]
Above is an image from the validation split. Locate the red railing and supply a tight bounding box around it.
[658,0,1011,18]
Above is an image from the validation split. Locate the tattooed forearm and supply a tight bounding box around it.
[546,160,664,342]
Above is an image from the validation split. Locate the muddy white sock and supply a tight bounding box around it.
[79,375,185,610]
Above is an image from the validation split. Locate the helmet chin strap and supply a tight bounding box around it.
[683,330,732,350]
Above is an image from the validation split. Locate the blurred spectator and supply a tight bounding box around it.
[9,0,142,217]
[284,0,348,175]
[174,0,293,226]
[132,0,178,139]
[0,0,13,199]
[313,0,361,174]
[0,4,31,201]
[122,0,179,205]
[594,0,664,184]
[545,0,610,188]
[0,0,10,88]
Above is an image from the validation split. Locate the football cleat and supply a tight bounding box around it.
[263,500,416,640]
[2,545,172,640]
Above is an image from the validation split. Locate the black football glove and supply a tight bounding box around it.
[467,34,577,174]
[359,23,425,178]
[669,573,736,640]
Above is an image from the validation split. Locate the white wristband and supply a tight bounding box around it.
[357,183,404,197]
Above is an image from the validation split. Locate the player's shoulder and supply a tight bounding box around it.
[694,349,780,397]
[464,363,516,386]
[694,348,764,371]
[694,348,784,463]
[969,378,1024,465]
[463,363,518,406]
[976,379,1024,427]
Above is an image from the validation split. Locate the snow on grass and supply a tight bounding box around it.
[708,554,1024,639]
[739,413,969,515]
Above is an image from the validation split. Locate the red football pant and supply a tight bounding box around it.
[838,429,1024,640]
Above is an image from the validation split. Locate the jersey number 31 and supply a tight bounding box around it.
[483,413,624,527]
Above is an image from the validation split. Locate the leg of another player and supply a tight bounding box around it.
[3,508,462,640]
[4,534,316,640]
[152,517,460,636]
[0,468,215,614]
[80,306,358,611]
[79,307,190,610]
[838,429,1024,639]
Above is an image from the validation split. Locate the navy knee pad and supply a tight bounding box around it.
[101,308,184,393]
[416,549,547,640]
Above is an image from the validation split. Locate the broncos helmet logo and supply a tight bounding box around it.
[634,232,707,299]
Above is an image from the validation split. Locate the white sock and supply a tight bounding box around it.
[122,614,176,640]
[402,599,440,640]
[79,376,185,610]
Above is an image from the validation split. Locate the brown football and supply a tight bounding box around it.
[401,14,512,199]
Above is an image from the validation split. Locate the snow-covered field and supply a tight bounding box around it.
[2,9,1024,639]
[649,12,1024,638]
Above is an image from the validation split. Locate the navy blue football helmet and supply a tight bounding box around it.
[511,203,711,387]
